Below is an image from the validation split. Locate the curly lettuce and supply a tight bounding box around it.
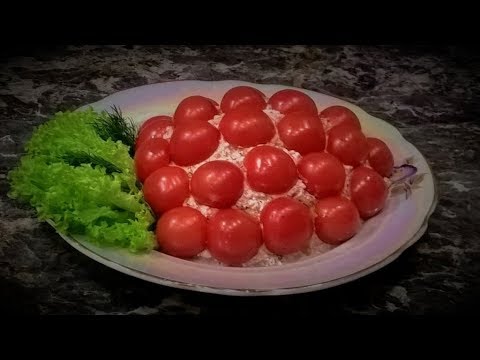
[8,109,156,252]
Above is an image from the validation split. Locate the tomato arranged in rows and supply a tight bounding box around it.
[314,196,361,245]
[156,206,207,258]
[221,86,266,113]
[277,112,325,155]
[139,115,173,134]
[243,145,298,194]
[261,197,313,256]
[135,115,173,151]
[350,166,388,219]
[173,95,219,126]
[268,89,318,115]
[143,166,190,215]
[298,152,345,199]
[134,138,170,182]
[207,209,263,266]
[191,160,244,208]
[319,105,361,131]
[219,106,275,147]
[169,121,220,166]
[367,137,394,177]
[327,123,369,166]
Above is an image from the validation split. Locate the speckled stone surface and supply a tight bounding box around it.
[1,45,479,315]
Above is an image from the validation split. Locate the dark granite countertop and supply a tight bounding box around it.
[1,45,479,316]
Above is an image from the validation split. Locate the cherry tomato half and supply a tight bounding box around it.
[134,138,170,182]
[220,86,266,113]
[350,166,388,219]
[261,197,313,256]
[207,209,263,266]
[319,105,361,131]
[267,89,318,115]
[367,137,394,177]
[138,115,172,134]
[169,122,220,166]
[156,206,207,258]
[143,166,190,215]
[314,196,361,245]
[191,160,244,208]
[135,116,173,151]
[219,107,275,148]
[173,95,219,126]
[244,145,298,194]
[277,112,326,155]
[326,124,368,166]
[298,152,346,199]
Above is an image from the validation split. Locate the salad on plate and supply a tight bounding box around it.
[8,85,420,269]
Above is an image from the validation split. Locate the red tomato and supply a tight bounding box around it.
[319,105,361,131]
[314,196,361,245]
[191,161,244,208]
[243,145,297,194]
[277,112,326,155]
[173,95,219,126]
[260,197,313,255]
[156,206,207,258]
[134,138,170,182]
[350,166,388,219]
[207,209,262,266]
[219,107,275,147]
[367,137,394,177]
[138,115,172,134]
[169,122,220,166]
[326,124,368,166]
[298,152,345,198]
[143,166,190,215]
[220,86,266,113]
[135,117,173,151]
[267,89,318,115]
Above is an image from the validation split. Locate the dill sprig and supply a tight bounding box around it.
[61,151,122,174]
[92,106,137,155]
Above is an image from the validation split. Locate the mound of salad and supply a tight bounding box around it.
[9,85,417,267]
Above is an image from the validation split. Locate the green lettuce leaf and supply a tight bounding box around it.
[8,109,156,253]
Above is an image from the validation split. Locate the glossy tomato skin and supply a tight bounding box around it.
[220,86,266,113]
[267,89,318,115]
[326,124,369,166]
[138,115,172,134]
[173,95,219,126]
[367,137,394,177]
[260,197,313,255]
[207,209,263,266]
[143,166,190,215]
[134,138,170,182]
[277,112,326,155]
[169,122,220,166]
[298,152,346,198]
[219,107,275,147]
[314,196,361,245]
[135,117,173,151]
[319,105,361,131]
[191,160,244,208]
[350,166,388,219]
[243,145,298,194]
[156,206,207,258]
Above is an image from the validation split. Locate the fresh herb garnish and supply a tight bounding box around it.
[92,106,137,155]
[61,151,122,174]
